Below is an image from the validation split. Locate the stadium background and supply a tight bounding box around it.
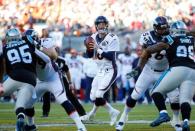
[0,0,194,52]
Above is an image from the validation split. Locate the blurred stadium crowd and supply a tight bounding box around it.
[0,0,195,38]
[1,0,195,104]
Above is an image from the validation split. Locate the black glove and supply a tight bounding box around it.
[126,67,141,79]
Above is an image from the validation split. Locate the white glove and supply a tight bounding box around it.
[97,48,103,55]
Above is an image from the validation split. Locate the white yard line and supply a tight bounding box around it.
[1,120,195,128]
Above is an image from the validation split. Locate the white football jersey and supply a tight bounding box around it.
[36,38,58,81]
[139,31,168,71]
[91,32,120,69]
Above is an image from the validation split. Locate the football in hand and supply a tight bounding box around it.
[84,36,95,51]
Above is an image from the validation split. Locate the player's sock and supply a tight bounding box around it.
[89,104,98,115]
[172,110,180,124]
[119,105,130,122]
[26,116,34,126]
[104,102,115,114]
[69,111,85,129]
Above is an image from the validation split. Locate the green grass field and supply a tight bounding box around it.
[0,102,195,131]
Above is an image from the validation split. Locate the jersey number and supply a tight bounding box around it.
[7,45,32,64]
[176,45,194,59]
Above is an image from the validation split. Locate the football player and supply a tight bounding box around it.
[0,27,50,131]
[81,16,120,126]
[56,53,86,117]
[144,21,195,131]
[116,16,181,131]
[117,47,136,101]
[23,30,87,131]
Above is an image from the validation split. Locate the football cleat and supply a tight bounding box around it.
[115,122,125,131]
[173,124,182,131]
[80,113,95,122]
[77,128,87,131]
[182,121,190,131]
[150,112,171,127]
[115,112,128,131]
[24,124,37,131]
[110,109,120,126]
[16,118,25,131]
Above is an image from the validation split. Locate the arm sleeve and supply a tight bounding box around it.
[102,51,117,61]
[35,48,50,63]
[86,50,94,58]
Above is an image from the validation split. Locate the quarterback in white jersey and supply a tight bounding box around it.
[116,16,181,131]
[81,16,120,126]
[23,34,86,131]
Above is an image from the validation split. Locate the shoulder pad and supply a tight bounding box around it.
[139,31,151,45]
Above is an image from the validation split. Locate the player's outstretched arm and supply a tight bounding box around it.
[35,48,50,63]
[41,47,58,60]
[145,42,169,54]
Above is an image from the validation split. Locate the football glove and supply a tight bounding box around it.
[126,67,141,79]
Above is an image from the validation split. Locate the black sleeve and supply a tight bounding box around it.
[101,51,116,61]
[86,50,94,58]
[62,64,69,72]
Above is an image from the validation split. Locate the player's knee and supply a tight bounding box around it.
[25,107,35,117]
[151,92,163,99]
[170,103,180,110]
[126,96,137,108]
[95,98,106,106]
[61,100,76,115]
[131,89,141,100]
[16,107,25,119]
[90,93,96,101]
[181,102,191,115]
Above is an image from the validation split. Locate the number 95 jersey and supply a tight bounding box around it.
[139,30,169,71]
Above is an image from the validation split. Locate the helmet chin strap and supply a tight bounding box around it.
[98,29,108,38]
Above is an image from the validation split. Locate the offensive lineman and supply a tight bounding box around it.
[81,16,120,126]
[23,30,87,131]
[116,16,181,131]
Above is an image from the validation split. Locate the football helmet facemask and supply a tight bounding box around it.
[95,16,109,35]
[23,29,39,42]
[153,16,169,36]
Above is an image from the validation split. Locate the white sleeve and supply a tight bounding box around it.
[35,48,50,63]
[108,36,120,51]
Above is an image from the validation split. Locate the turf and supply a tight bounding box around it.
[0,102,195,131]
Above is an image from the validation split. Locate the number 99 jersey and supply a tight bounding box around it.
[139,30,169,71]
[165,35,195,69]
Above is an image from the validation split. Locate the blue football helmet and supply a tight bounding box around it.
[153,16,169,36]
[95,16,109,34]
[5,28,21,42]
[170,20,187,36]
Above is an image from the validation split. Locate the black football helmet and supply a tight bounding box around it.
[153,16,169,36]
[94,16,109,34]
[23,29,39,41]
